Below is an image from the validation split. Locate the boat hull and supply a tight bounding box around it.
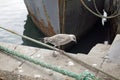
[24,0,105,37]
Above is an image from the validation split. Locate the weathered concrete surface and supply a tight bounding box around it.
[0,38,120,80]
[88,44,110,58]
[88,43,120,80]
[0,43,19,72]
[0,42,85,80]
[108,35,120,64]
[0,70,41,80]
[100,34,120,79]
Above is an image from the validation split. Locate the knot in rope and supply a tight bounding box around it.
[76,70,98,80]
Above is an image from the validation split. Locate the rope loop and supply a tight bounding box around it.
[80,0,120,19]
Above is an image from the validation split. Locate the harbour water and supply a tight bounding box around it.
[0,0,108,53]
[0,0,45,47]
[0,0,27,44]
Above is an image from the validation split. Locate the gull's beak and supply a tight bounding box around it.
[75,40,77,43]
[73,38,77,43]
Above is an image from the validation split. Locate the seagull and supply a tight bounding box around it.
[43,34,77,47]
[43,34,77,57]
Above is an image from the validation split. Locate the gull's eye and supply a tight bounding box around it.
[44,39,47,43]
[73,37,76,40]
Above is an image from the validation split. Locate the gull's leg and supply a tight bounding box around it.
[58,46,63,54]
[52,46,63,57]
[52,45,59,57]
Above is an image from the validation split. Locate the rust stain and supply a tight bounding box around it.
[42,1,56,36]
[28,9,56,36]
[24,0,59,36]
[59,0,65,33]
[61,0,66,33]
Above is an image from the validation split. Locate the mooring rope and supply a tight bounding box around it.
[93,0,119,16]
[0,44,99,80]
[0,26,59,52]
[80,0,120,19]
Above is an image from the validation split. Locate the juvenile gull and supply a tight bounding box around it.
[44,34,76,47]
[43,34,76,56]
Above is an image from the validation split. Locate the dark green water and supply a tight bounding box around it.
[0,0,108,54]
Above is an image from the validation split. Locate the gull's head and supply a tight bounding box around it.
[43,37,49,43]
[69,34,77,43]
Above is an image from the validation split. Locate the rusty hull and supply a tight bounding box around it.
[24,0,60,36]
[28,9,56,36]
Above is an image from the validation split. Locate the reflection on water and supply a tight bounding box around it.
[0,0,49,49]
[0,0,48,48]
[22,15,48,49]
[0,0,27,44]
